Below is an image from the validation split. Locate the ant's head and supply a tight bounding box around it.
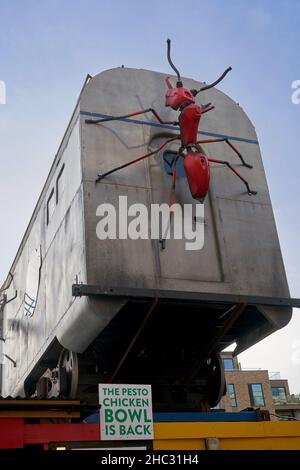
[165,39,232,110]
[165,39,195,110]
[165,78,195,110]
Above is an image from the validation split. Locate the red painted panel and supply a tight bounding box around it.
[0,419,24,449]
[24,423,100,444]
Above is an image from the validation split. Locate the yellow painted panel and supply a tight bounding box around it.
[153,422,300,450]
[154,439,206,450]
[154,422,300,439]
[220,437,300,450]
[153,437,300,451]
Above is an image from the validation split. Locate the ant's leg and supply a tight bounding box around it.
[208,158,257,195]
[160,156,179,249]
[96,136,180,182]
[86,108,178,126]
[196,138,253,168]
[150,109,179,126]
[169,155,179,206]
[201,104,215,114]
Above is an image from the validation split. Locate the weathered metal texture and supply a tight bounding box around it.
[79,68,291,349]
[0,67,292,397]
[0,118,87,396]
[72,284,300,308]
[80,68,289,292]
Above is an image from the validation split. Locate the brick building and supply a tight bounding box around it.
[270,377,300,420]
[219,351,300,420]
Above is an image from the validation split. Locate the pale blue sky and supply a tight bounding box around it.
[0,0,299,390]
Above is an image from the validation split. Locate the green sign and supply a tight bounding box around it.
[99,384,153,440]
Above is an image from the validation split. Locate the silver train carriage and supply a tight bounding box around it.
[0,68,293,409]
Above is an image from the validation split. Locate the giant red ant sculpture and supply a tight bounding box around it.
[86,39,257,202]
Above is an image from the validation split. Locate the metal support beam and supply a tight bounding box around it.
[109,298,159,383]
[187,303,247,382]
[72,284,300,309]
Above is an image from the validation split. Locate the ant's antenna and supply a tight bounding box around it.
[191,67,232,95]
[166,39,183,87]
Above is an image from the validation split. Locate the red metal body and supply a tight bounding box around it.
[165,78,195,110]
[184,153,210,199]
[165,77,210,198]
[179,104,202,146]
[163,74,255,199]
[90,39,256,201]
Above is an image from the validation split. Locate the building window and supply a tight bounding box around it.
[228,384,237,407]
[249,383,265,407]
[56,164,65,203]
[47,189,55,225]
[271,386,287,404]
[223,358,234,371]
